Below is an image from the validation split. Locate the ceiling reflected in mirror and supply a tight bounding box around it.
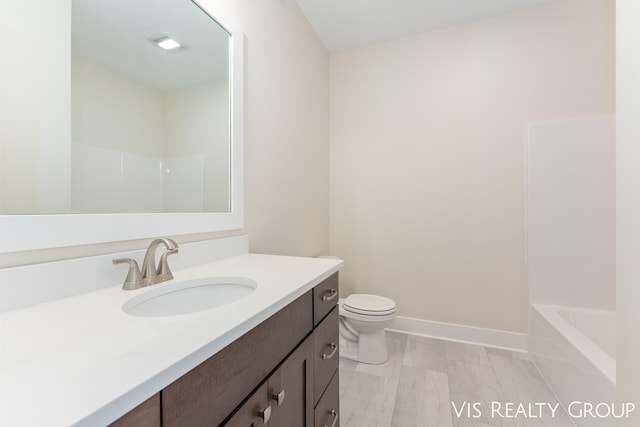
[72,0,229,91]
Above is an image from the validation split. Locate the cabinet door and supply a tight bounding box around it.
[224,383,271,427]
[313,307,339,405]
[224,336,313,427]
[314,373,339,427]
[269,335,314,427]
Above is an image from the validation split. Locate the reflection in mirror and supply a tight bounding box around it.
[2,0,231,214]
[71,0,231,213]
[0,0,244,253]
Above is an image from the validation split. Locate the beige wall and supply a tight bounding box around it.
[200,0,331,256]
[75,0,331,256]
[330,0,614,332]
[72,54,165,158]
[616,0,640,421]
[0,0,71,214]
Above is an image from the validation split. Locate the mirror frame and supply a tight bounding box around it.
[0,1,244,254]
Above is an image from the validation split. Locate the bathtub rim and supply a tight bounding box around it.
[531,303,615,385]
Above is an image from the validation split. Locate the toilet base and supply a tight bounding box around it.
[339,335,359,361]
[339,329,389,365]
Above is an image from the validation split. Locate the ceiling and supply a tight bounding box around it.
[73,0,229,91]
[296,0,560,52]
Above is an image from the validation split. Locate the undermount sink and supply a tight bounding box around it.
[122,276,257,317]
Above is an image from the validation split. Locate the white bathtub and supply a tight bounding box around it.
[529,304,616,420]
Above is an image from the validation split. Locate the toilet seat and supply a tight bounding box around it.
[343,294,396,316]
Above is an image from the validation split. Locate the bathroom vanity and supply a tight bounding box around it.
[0,0,340,424]
[0,252,342,427]
[113,273,340,427]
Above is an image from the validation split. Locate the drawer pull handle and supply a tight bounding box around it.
[259,405,272,424]
[324,409,339,427]
[322,342,338,360]
[322,289,338,302]
[272,389,285,406]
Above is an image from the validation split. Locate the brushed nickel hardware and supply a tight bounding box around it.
[322,342,338,360]
[324,409,338,427]
[259,404,272,424]
[141,238,178,282]
[114,238,179,290]
[157,247,178,280]
[112,258,144,291]
[322,289,338,302]
[272,389,285,406]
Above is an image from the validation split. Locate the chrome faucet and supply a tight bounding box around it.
[113,238,179,290]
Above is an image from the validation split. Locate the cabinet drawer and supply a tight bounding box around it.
[223,382,269,427]
[313,306,339,405]
[314,372,339,427]
[163,291,313,427]
[313,273,339,326]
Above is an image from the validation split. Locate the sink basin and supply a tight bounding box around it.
[123,276,257,317]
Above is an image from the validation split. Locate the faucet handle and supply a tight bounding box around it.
[113,258,144,290]
[157,248,178,281]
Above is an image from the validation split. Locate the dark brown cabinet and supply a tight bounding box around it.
[108,394,160,427]
[314,373,339,427]
[313,307,339,406]
[109,273,340,427]
[312,274,340,427]
[223,382,270,427]
[313,273,339,326]
[162,291,313,427]
[224,334,314,426]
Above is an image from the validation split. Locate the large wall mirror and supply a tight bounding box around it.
[0,0,244,252]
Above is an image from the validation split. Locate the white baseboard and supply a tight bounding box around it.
[387,316,528,353]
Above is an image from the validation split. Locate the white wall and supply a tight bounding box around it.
[330,0,614,333]
[616,0,640,422]
[71,143,167,213]
[527,116,615,309]
[162,155,207,212]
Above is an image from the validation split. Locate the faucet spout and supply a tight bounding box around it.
[141,238,178,283]
[114,237,178,290]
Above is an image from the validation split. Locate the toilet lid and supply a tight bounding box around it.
[343,294,396,315]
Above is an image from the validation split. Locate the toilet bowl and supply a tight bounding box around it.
[339,294,397,364]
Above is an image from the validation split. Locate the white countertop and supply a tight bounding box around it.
[0,254,343,427]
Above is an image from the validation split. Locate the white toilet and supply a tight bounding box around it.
[339,294,397,364]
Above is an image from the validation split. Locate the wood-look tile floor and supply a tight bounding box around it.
[339,332,575,427]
